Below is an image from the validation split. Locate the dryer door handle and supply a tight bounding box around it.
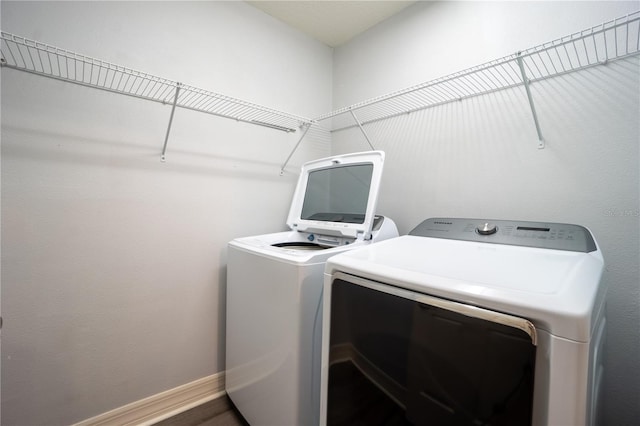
[414,294,537,346]
[332,272,537,346]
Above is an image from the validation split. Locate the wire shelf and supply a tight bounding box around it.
[318,11,640,132]
[0,32,314,133]
[2,11,638,160]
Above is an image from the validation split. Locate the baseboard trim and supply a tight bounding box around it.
[73,372,225,426]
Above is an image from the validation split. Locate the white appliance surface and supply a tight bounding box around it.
[285,151,385,239]
[320,218,606,426]
[324,233,604,342]
[226,151,398,426]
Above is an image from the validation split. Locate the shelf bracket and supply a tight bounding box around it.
[161,82,182,162]
[516,53,545,149]
[280,122,312,175]
[349,109,376,150]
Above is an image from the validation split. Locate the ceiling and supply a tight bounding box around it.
[246,1,417,47]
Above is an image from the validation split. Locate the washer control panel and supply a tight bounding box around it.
[409,218,597,252]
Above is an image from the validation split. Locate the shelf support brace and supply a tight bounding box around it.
[516,53,545,149]
[161,82,182,162]
[349,109,376,150]
[280,122,312,175]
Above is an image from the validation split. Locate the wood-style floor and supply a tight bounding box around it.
[153,395,248,426]
[154,362,405,425]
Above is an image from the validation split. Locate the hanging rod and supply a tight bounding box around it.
[316,11,640,134]
[0,32,315,140]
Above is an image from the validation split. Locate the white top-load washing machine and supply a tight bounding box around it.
[226,151,398,426]
[320,218,606,426]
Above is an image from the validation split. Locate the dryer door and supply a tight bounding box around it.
[325,272,537,426]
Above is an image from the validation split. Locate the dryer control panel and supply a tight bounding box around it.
[409,218,597,252]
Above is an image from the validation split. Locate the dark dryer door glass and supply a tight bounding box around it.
[327,277,536,426]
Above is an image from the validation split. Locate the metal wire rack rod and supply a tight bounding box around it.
[424,85,452,103]
[161,83,182,162]
[466,71,494,92]
[328,58,528,132]
[279,123,312,175]
[518,12,640,76]
[452,75,477,97]
[1,36,178,106]
[321,10,640,140]
[315,53,519,124]
[331,77,529,134]
[516,53,544,149]
[412,91,444,110]
[178,83,313,131]
[382,95,416,115]
[437,80,466,100]
[0,31,315,145]
[349,109,376,151]
[409,87,444,107]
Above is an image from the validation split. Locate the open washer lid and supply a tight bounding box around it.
[286,151,385,240]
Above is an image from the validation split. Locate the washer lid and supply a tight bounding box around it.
[286,151,385,239]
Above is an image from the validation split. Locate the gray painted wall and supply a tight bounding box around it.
[2,1,638,425]
[1,1,331,424]
[332,2,639,425]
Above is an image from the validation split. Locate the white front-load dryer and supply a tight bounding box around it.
[320,217,606,426]
[225,151,398,426]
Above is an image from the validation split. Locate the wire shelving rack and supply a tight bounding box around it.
[1,11,639,163]
[0,32,315,160]
[316,11,640,149]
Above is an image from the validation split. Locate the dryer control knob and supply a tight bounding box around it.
[477,223,498,235]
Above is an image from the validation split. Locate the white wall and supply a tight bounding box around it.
[333,2,639,425]
[0,1,331,424]
[3,1,639,425]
